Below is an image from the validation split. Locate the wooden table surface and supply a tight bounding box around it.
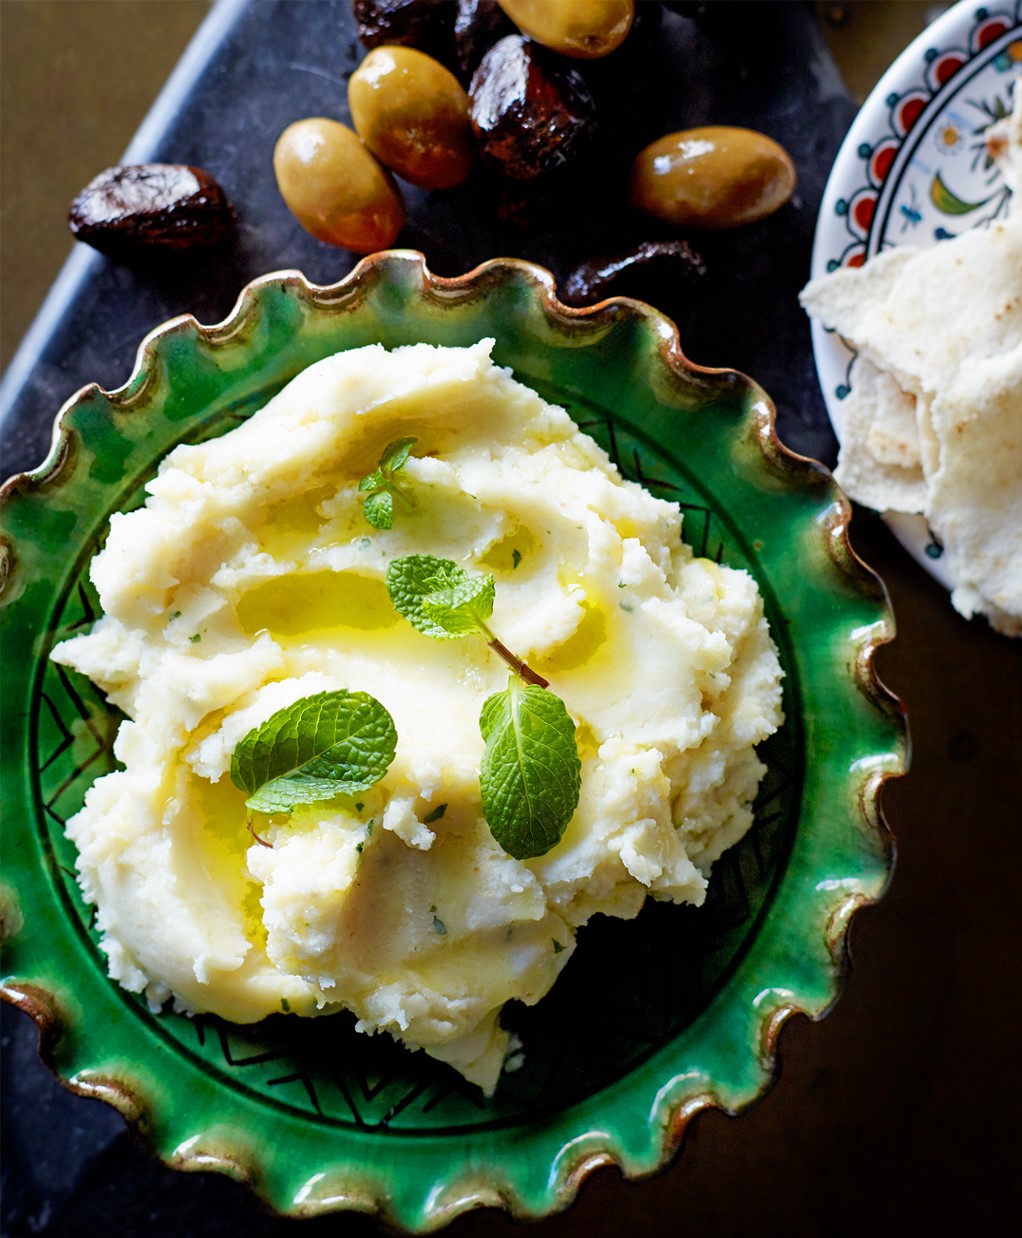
[2,3,1020,1235]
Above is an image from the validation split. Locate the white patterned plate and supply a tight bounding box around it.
[810,0,1022,585]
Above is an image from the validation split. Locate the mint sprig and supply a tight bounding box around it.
[358,436,418,530]
[230,690,397,814]
[386,555,581,858]
[386,555,548,687]
[480,676,581,860]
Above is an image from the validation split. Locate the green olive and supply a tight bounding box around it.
[273,117,404,252]
[349,46,475,190]
[630,127,797,230]
[496,0,634,59]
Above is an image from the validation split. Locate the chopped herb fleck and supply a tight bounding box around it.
[280,996,291,1012]
[553,939,565,954]
[355,841,364,854]
[170,610,182,619]
[355,802,365,813]
[432,915,447,935]
[619,600,634,613]
[511,548,522,570]
[189,632,202,643]
[423,803,447,824]
[617,581,627,589]
[429,904,437,914]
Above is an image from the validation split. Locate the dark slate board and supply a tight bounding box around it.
[0,1,856,1232]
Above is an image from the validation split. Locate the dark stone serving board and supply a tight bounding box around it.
[0,0,852,480]
[0,1,856,1233]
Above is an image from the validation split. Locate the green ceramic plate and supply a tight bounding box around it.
[0,251,904,1230]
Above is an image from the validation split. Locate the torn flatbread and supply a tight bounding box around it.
[830,358,927,515]
[801,90,1022,636]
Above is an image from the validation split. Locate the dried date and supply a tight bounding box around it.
[469,35,597,181]
[353,0,454,63]
[453,0,515,80]
[68,164,235,256]
[560,240,706,306]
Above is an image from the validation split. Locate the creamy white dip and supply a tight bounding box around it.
[53,340,783,1092]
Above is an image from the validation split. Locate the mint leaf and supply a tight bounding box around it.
[231,690,397,814]
[387,555,495,639]
[379,436,417,473]
[358,437,418,530]
[362,488,393,530]
[479,677,581,860]
[421,573,496,636]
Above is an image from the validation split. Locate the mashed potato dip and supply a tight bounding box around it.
[53,340,783,1092]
